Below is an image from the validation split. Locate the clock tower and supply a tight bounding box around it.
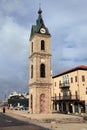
[29,7,52,114]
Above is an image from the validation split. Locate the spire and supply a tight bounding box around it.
[36,5,44,26]
[30,6,50,39]
[38,3,42,15]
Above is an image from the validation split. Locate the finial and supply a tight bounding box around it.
[38,3,42,14]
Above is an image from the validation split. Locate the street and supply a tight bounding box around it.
[0,112,47,130]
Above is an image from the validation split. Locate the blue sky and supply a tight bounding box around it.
[0,0,87,100]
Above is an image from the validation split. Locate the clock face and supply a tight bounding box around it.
[40,28,46,34]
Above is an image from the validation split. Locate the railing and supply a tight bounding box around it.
[51,95,79,101]
[59,82,70,89]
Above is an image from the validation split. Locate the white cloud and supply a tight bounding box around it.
[0,14,29,99]
[49,0,87,76]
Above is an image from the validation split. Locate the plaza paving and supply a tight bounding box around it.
[3,109,87,130]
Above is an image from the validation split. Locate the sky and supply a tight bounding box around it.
[0,0,87,100]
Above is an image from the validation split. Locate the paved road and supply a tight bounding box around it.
[0,112,48,130]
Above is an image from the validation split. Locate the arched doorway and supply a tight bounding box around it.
[40,94,45,113]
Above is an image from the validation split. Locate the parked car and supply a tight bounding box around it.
[19,106,28,110]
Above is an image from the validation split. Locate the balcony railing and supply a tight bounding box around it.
[51,95,79,101]
[59,82,70,89]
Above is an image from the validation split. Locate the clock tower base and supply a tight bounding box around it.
[29,83,52,114]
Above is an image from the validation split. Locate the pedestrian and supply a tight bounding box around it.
[3,107,5,113]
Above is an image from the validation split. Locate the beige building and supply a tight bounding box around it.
[52,65,87,113]
[29,8,52,114]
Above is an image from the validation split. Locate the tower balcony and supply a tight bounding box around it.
[59,82,70,89]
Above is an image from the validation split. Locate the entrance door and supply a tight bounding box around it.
[69,103,73,113]
[63,102,67,113]
[40,94,45,113]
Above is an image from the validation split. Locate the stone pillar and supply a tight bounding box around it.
[78,104,81,114]
[72,103,75,113]
[57,104,59,111]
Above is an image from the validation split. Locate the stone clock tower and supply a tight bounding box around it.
[29,7,52,114]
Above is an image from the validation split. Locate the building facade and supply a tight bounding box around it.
[29,8,52,114]
[52,65,87,113]
[8,92,29,109]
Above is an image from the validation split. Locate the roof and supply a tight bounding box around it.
[53,65,87,78]
[30,8,50,39]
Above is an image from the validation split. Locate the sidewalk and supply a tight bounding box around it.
[5,110,87,130]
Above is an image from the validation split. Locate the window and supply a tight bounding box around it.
[31,42,33,52]
[82,75,85,82]
[75,91,78,99]
[59,93,61,99]
[75,76,77,82]
[86,88,87,94]
[40,64,45,77]
[55,82,56,86]
[41,40,45,50]
[59,81,61,85]
[71,77,73,83]
[63,75,69,83]
[31,65,33,78]
[55,94,57,99]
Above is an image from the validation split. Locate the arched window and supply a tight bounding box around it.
[41,40,45,50]
[40,64,45,77]
[31,65,33,78]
